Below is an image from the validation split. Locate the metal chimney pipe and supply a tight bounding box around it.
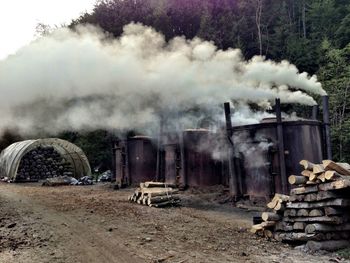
[311,105,319,120]
[322,96,332,159]
[224,102,233,137]
[275,98,288,194]
[224,102,239,198]
[155,118,163,182]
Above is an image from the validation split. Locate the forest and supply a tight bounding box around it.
[5,0,349,171]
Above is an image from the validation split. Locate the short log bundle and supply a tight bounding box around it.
[128,182,180,208]
[251,159,350,251]
[16,146,73,182]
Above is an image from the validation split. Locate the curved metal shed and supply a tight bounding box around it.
[0,138,91,181]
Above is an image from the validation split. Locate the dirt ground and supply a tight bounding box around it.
[0,183,347,263]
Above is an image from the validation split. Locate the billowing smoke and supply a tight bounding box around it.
[232,131,273,169]
[0,23,325,135]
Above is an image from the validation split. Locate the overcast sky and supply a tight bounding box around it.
[0,0,96,60]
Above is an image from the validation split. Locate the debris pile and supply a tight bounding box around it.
[42,175,93,186]
[128,182,180,208]
[251,159,350,251]
[17,146,73,181]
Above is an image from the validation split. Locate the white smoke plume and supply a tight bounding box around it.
[0,23,326,135]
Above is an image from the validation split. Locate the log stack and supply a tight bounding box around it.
[250,193,290,237]
[16,146,73,182]
[251,159,350,251]
[128,182,180,208]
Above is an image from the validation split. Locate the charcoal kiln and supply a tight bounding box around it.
[224,96,331,201]
[182,129,222,187]
[115,136,157,187]
[160,133,182,186]
[115,130,223,188]
[159,130,224,188]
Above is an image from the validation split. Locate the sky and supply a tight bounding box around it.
[0,0,96,60]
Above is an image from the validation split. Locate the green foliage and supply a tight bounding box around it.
[58,130,115,172]
[318,42,350,161]
[337,248,350,259]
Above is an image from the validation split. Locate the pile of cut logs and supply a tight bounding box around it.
[251,159,350,251]
[17,146,73,182]
[128,182,180,208]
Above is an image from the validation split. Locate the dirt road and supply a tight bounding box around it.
[0,183,345,262]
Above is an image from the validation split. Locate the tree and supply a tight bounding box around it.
[318,41,350,160]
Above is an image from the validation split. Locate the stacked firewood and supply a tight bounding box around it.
[17,146,73,181]
[128,182,180,208]
[251,159,350,251]
[251,193,290,238]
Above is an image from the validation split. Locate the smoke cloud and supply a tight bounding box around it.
[0,23,325,135]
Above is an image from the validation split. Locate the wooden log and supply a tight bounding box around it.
[316,191,342,201]
[288,175,308,185]
[275,232,325,242]
[285,216,343,224]
[305,223,350,234]
[293,222,306,230]
[251,224,264,233]
[136,196,143,204]
[274,193,290,202]
[300,160,315,170]
[296,209,309,217]
[141,187,173,194]
[308,172,318,181]
[284,209,297,217]
[290,185,318,195]
[263,229,273,238]
[147,190,179,198]
[287,199,350,209]
[313,164,325,174]
[251,221,277,234]
[306,179,321,185]
[149,199,180,208]
[289,195,304,202]
[309,209,324,217]
[262,212,281,222]
[306,240,350,252]
[267,194,289,209]
[304,193,317,202]
[318,179,350,191]
[147,195,180,205]
[267,200,278,209]
[142,196,148,205]
[275,222,293,231]
[324,207,344,216]
[337,162,350,170]
[274,201,285,212]
[322,160,350,175]
[144,181,177,188]
[318,173,326,183]
[324,171,343,180]
[301,170,312,177]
